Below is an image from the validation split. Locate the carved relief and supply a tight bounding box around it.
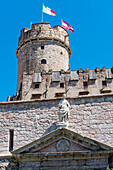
[56,139,70,152]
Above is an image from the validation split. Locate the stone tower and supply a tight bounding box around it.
[16,23,71,100]
[9,22,113,102]
[1,22,113,170]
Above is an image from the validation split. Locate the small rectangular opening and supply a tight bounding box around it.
[79,91,89,95]
[60,83,64,88]
[83,82,88,87]
[9,129,14,151]
[32,94,41,99]
[41,45,44,49]
[55,93,64,97]
[34,83,39,88]
[102,81,107,86]
[100,90,111,94]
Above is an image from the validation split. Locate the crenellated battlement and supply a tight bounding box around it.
[3,20,113,170]
[18,23,70,48]
[16,23,71,95]
[11,22,113,101]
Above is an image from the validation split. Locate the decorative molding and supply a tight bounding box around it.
[12,128,113,155]
[56,139,70,152]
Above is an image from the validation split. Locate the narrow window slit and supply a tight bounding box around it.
[9,129,14,151]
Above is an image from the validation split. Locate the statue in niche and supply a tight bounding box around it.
[58,94,70,123]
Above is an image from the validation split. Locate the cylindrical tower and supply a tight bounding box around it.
[16,23,71,99]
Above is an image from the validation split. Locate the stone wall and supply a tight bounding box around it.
[18,23,69,46]
[13,22,113,101]
[16,23,71,94]
[1,94,113,154]
[19,159,108,170]
[15,67,113,100]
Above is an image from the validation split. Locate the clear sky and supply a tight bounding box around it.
[0,0,113,102]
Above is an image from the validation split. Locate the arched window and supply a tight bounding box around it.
[41,59,46,64]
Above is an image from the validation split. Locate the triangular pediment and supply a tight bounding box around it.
[12,128,113,155]
[33,139,91,153]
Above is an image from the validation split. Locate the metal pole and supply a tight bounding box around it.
[30,22,32,29]
[42,3,44,22]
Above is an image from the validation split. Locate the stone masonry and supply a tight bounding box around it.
[1,22,113,169]
[1,94,113,155]
[19,67,113,100]
[16,23,71,98]
[8,23,113,101]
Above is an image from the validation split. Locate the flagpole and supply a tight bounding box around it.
[42,3,43,22]
[30,22,32,29]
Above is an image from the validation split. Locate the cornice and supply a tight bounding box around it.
[13,150,111,161]
[1,93,113,105]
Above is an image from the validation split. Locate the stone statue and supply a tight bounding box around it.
[58,94,70,123]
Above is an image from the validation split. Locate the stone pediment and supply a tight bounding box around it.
[12,128,113,156]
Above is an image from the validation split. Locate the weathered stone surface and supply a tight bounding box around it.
[89,70,97,80]
[19,159,108,169]
[15,66,113,100]
[1,95,113,154]
[6,114,13,119]
[52,72,61,82]
[12,23,113,101]
[2,22,113,169]
[37,140,91,153]
[16,23,70,98]
[33,73,42,83]
[70,71,79,80]
[106,69,112,79]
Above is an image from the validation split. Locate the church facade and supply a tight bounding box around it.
[0,23,113,169]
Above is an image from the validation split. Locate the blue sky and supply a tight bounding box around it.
[0,0,113,102]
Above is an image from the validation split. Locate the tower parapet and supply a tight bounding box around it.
[18,23,70,47]
[9,23,113,101]
[16,23,71,96]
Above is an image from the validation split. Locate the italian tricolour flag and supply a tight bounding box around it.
[43,4,56,16]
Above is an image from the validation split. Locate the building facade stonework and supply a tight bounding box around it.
[0,22,113,169]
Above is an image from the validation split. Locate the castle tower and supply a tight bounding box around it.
[16,23,71,100]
